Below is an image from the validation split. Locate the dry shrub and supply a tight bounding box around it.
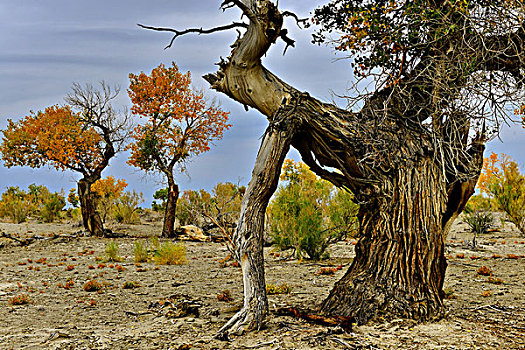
[266,283,293,295]
[154,241,186,265]
[477,266,492,276]
[83,280,103,292]
[9,294,31,306]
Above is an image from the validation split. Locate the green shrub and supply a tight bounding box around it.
[153,241,186,265]
[267,160,358,260]
[122,281,140,289]
[464,211,493,234]
[40,193,66,223]
[0,186,32,223]
[134,240,149,263]
[105,241,122,262]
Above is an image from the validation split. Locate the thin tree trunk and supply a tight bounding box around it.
[162,176,179,238]
[321,158,448,324]
[78,178,104,236]
[217,122,296,337]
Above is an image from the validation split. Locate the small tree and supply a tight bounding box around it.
[478,153,525,235]
[0,83,130,236]
[91,176,128,223]
[128,62,231,237]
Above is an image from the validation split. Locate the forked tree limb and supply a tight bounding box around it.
[137,22,248,49]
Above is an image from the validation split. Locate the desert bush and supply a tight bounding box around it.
[267,160,359,260]
[134,240,149,263]
[0,186,31,223]
[122,281,140,289]
[478,153,525,236]
[40,193,66,223]
[114,190,144,224]
[83,280,103,292]
[477,266,493,276]
[0,184,65,223]
[266,283,293,295]
[153,241,186,265]
[464,211,493,234]
[217,290,233,302]
[104,241,122,262]
[8,293,31,305]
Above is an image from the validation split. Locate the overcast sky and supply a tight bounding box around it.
[1,0,524,205]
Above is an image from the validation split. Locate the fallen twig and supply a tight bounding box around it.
[275,307,354,332]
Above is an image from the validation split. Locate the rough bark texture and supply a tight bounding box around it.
[78,178,104,237]
[321,158,448,323]
[162,177,180,238]
[217,121,296,337]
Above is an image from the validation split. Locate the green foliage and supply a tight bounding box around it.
[153,240,186,265]
[464,194,493,214]
[134,240,149,263]
[104,241,122,262]
[0,184,65,223]
[122,281,140,289]
[40,193,66,223]
[152,188,168,212]
[0,186,32,223]
[176,189,213,226]
[464,211,493,235]
[267,160,359,260]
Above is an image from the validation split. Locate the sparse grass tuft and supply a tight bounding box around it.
[134,240,148,263]
[104,241,122,262]
[443,288,456,299]
[122,281,140,289]
[266,283,293,295]
[154,241,186,265]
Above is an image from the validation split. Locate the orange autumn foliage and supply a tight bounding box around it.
[92,176,128,199]
[127,62,231,172]
[1,105,103,172]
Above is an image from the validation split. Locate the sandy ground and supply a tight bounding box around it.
[0,215,524,350]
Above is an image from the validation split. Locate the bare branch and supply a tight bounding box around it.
[281,11,310,29]
[221,0,257,23]
[138,22,248,49]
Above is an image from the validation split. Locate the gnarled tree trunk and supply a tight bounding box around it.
[78,178,104,236]
[162,175,179,238]
[145,0,487,335]
[321,158,449,323]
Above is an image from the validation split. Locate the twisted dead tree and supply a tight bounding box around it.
[142,0,525,336]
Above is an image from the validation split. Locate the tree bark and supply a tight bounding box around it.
[217,121,296,337]
[320,158,449,323]
[78,178,104,236]
[161,175,180,238]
